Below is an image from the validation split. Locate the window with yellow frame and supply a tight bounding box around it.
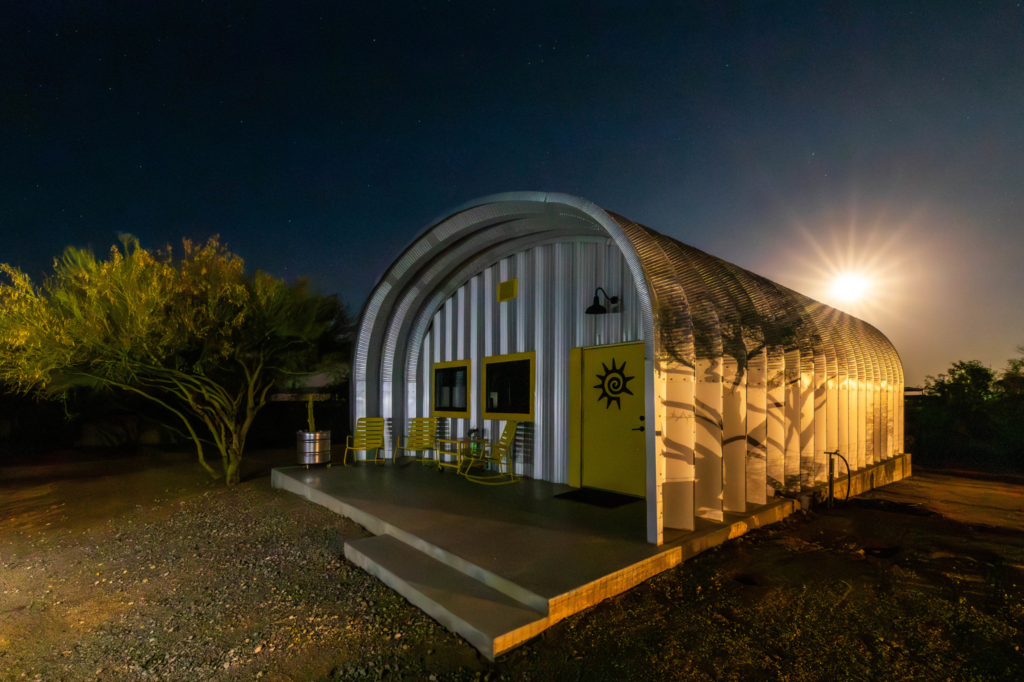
[481,351,535,422]
[431,359,471,418]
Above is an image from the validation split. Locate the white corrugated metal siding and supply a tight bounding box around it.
[414,238,644,484]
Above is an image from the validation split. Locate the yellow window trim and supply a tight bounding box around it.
[481,350,535,422]
[431,358,472,418]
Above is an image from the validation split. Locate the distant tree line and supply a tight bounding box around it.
[909,347,1024,472]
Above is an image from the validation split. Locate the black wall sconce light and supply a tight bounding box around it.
[585,287,619,315]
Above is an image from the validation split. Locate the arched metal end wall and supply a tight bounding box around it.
[353,193,904,545]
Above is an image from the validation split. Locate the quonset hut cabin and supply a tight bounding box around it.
[353,192,907,545]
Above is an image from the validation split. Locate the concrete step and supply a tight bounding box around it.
[272,467,550,615]
[345,535,549,660]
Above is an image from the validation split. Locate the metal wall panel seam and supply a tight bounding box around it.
[357,194,654,436]
[855,317,888,462]
[862,320,898,459]
[376,215,584,415]
[650,232,723,522]
[870,320,903,457]
[716,260,774,506]
[675,247,748,512]
[470,276,481,433]
[532,245,548,481]
[401,231,605,385]
[416,242,645,482]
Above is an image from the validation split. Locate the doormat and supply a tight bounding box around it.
[554,487,642,509]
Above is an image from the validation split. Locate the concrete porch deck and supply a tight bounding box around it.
[271,463,799,659]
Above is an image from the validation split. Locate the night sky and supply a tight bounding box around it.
[3,1,1023,385]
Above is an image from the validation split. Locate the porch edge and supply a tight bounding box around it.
[270,467,550,615]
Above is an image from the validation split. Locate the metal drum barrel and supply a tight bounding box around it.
[297,430,331,465]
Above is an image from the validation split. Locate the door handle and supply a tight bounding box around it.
[632,426,645,432]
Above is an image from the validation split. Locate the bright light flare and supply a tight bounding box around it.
[832,274,870,302]
[775,206,924,321]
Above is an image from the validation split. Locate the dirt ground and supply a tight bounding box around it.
[2,450,1024,681]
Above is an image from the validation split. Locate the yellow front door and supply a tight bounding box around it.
[581,342,646,497]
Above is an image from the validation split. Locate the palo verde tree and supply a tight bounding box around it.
[0,235,346,485]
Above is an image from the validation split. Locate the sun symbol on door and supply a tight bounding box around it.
[594,359,634,409]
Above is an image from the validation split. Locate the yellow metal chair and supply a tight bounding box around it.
[394,417,437,464]
[462,421,521,485]
[342,417,386,465]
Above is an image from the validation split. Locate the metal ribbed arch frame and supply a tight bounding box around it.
[721,265,791,384]
[590,220,905,521]
[851,316,883,463]
[382,220,601,425]
[716,260,776,506]
[353,193,658,426]
[859,316,890,462]
[787,289,838,485]
[886,331,906,458]
[643,232,729,520]
[739,274,800,490]
[836,311,869,468]
[863,317,901,458]
[744,273,794,359]
[400,231,611,410]
[852,316,877,464]
[736,271,900,459]
[674,246,752,513]
[712,257,766,361]
[828,312,857,465]
[382,217,601,385]
[376,209,551,383]
[861,318,888,462]
[759,280,818,491]
[803,301,844,483]
[353,203,545,395]
[606,214,696,364]
[790,289,820,484]
[820,306,852,462]
[681,247,747,369]
[655,230,724,362]
[714,259,787,504]
[837,309,884,464]
[602,214,697,529]
[880,320,904,456]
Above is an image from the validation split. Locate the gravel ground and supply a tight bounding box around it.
[3,455,1024,681]
[1,479,489,681]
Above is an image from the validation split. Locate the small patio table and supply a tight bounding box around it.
[436,436,488,473]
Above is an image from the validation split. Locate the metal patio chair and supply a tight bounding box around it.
[394,417,438,465]
[462,420,521,485]
[342,417,386,465]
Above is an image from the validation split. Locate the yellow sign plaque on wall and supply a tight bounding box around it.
[496,278,518,302]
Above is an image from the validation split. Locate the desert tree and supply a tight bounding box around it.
[994,345,1024,397]
[0,235,346,484]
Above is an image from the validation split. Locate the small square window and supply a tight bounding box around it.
[432,360,471,417]
[481,351,535,421]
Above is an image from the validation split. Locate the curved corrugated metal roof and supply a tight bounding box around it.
[605,211,901,380]
[353,193,902,438]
